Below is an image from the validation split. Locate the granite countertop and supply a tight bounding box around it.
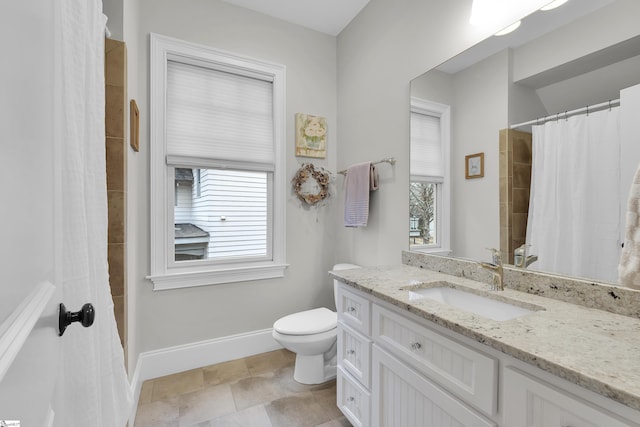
[329,264,640,411]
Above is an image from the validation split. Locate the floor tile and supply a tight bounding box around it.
[203,358,250,387]
[230,374,285,411]
[178,383,236,426]
[135,351,346,427]
[245,349,293,376]
[134,396,180,427]
[209,404,273,427]
[264,392,331,427]
[272,365,316,395]
[315,418,352,427]
[311,381,343,420]
[152,368,204,401]
[138,380,154,405]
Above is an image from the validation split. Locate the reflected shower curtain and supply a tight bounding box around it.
[527,108,621,283]
[55,0,132,425]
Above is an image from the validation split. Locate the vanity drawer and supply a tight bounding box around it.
[372,304,497,416]
[337,321,372,388]
[337,366,371,427]
[503,367,633,427]
[336,284,371,335]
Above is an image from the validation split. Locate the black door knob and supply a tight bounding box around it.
[59,302,95,336]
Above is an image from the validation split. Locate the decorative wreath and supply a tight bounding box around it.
[292,163,331,205]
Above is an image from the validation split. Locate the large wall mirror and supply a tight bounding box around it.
[410,0,640,286]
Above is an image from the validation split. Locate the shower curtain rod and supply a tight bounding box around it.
[510,98,620,129]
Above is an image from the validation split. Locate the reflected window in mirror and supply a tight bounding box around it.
[410,98,451,253]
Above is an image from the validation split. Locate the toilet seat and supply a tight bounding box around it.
[273,307,337,335]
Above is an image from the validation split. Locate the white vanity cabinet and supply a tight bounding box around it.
[335,282,640,427]
[372,304,497,416]
[503,367,633,427]
[372,346,496,427]
[336,283,495,427]
[336,285,373,427]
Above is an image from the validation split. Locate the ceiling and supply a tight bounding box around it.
[221,0,370,36]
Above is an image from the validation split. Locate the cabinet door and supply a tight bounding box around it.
[337,284,371,335]
[337,366,371,427]
[503,367,633,427]
[373,304,497,416]
[338,322,372,388]
[372,346,496,427]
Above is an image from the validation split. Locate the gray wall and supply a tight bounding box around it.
[124,0,340,366]
[122,0,499,369]
[119,0,640,372]
[334,0,492,267]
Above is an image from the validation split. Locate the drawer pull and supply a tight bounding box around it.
[347,349,356,355]
[347,306,357,313]
[410,341,422,351]
[347,396,356,403]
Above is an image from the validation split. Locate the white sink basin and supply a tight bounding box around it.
[407,283,541,321]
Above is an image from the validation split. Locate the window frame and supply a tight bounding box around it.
[409,97,451,255]
[149,33,288,290]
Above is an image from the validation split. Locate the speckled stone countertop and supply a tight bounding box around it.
[329,261,640,411]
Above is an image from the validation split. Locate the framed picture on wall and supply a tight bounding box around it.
[295,113,327,158]
[465,152,484,179]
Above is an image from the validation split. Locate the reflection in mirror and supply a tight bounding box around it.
[410,0,640,286]
[409,99,451,253]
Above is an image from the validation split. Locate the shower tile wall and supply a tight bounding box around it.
[499,129,532,264]
[105,38,127,358]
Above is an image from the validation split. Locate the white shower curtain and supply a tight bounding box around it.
[527,107,621,283]
[55,0,132,425]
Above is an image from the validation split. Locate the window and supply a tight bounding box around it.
[410,98,451,253]
[149,33,287,290]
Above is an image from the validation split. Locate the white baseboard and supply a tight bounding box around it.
[129,328,282,424]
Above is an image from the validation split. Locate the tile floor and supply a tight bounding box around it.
[134,349,352,427]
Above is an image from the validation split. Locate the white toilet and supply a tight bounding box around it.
[272,263,360,384]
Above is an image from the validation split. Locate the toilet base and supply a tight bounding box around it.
[293,354,336,385]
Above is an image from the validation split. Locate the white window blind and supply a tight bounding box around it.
[166,60,274,166]
[410,111,443,181]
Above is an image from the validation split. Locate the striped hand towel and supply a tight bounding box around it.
[344,162,379,227]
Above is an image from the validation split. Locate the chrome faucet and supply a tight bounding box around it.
[478,248,504,291]
[514,244,538,269]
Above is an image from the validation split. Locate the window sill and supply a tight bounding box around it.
[147,263,289,291]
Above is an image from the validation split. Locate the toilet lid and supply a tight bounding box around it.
[273,307,337,335]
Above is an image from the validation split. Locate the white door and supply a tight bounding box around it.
[0,1,65,425]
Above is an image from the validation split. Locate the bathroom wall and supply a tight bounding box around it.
[124,0,339,365]
[410,49,509,262]
[334,0,499,268]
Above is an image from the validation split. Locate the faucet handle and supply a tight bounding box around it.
[484,248,502,265]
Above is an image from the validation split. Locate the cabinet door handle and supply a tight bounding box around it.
[347,396,356,403]
[347,306,357,313]
[347,349,356,355]
[410,341,422,351]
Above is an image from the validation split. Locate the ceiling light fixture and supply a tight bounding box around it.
[494,20,522,36]
[540,0,569,11]
[470,0,552,31]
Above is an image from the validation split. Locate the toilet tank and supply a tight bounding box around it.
[332,263,360,308]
